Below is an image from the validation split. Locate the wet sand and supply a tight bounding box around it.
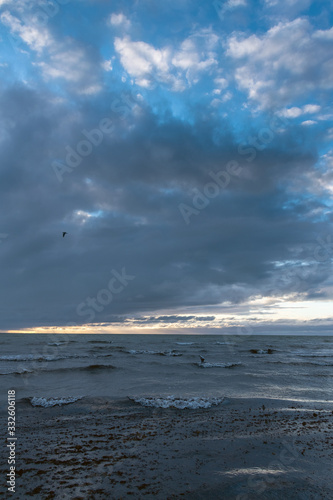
[1,397,332,499]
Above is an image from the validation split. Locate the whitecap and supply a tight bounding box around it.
[198,362,242,368]
[128,350,182,356]
[30,396,82,408]
[129,395,224,409]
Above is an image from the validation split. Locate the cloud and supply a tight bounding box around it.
[301,120,316,126]
[0,0,332,332]
[1,80,331,331]
[1,10,52,53]
[130,315,216,324]
[0,9,103,95]
[102,59,113,72]
[227,18,333,109]
[109,12,131,30]
[114,36,175,88]
[278,104,321,118]
[114,31,218,90]
[36,44,102,94]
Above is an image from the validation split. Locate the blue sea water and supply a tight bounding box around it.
[0,334,332,408]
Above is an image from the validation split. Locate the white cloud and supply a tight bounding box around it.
[36,45,102,94]
[227,19,333,109]
[317,114,333,121]
[172,37,217,83]
[109,13,131,30]
[301,120,316,126]
[114,36,172,88]
[102,59,113,72]
[221,91,232,102]
[213,77,228,90]
[216,0,247,17]
[278,104,321,119]
[1,10,102,94]
[1,11,52,54]
[313,27,333,40]
[114,31,218,91]
[278,107,302,118]
[210,91,232,107]
[303,104,321,114]
[211,98,222,108]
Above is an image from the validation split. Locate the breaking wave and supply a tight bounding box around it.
[0,354,89,362]
[197,362,242,368]
[128,350,182,357]
[271,360,333,367]
[29,396,82,408]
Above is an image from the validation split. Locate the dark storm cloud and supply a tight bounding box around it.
[0,81,332,331]
[0,0,332,331]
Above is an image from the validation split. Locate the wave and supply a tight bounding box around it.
[128,350,182,357]
[197,362,242,368]
[215,341,234,345]
[0,368,34,376]
[271,360,333,367]
[0,354,89,362]
[176,342,194,345]
[29,396,82,408]
[15,363,116,376]
[129,395,225,409]
[297,354,333,358]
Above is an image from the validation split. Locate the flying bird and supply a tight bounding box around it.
[62,232,68,238]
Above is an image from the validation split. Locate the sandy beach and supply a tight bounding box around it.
[1,395,332,499]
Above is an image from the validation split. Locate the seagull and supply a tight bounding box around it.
[62,232,68,238]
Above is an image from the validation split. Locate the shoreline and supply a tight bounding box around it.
[1,396,332,499]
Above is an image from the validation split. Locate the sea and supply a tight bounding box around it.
[0,334,332,409]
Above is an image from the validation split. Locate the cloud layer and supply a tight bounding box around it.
[0,0,332,332]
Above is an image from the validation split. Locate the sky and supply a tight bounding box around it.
[0,0,332,334]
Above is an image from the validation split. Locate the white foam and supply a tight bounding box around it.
[30,396,82,408]
[130,395,224,409]
[0,354,87,362]
[199,362,241,368]
[128,350,182,356]
[176,342,194,345]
